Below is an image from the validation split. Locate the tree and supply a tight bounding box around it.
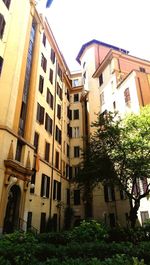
[76,106,150,227]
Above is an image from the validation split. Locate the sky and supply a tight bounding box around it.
[37,0,150,71]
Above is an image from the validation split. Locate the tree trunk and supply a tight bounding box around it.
[129,199,140,228]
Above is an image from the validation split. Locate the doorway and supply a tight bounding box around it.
[3,185,21,233]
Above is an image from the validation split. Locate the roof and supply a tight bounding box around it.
[76,39,129,64]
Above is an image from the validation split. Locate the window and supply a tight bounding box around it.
[67,124,72,137]
[104,185,115,202]
[99,73,103,86]
[39,75,44,93]
[41,53,47,73]
[41,174,50,198]
[74,93,79,102]
[45,113,53,134]
[45,142,50,162]
[0,56,3,75]
[109,213,116,227]
[57,104,61,119]
[72,127,79,138]
[58,64,62,81]
[74,146,80,158]
[74,190,80,205]
[67,107,72,119]
[100,92,105,105]
[0,14,6,39]
[49,69,53,84]
[124,88,131,106]
[40,212,46,233]
[72,79,79,87]
[53,180,61,200]
[73,109,79,119]
[2,0,11,9]
[69,166,72,179]
[120,190,126,200]
[66,164,69,178]
[42,32,46,47]
[50,48,55,64]
[46,89,53,109]
[55,151,59,169]
[67,144,69,157]
[33,132,39,153]
[72,166,79,178]
[55,125,61,144]
[15,140,23,162]
[36,103,45,124]
[141,211,149,225]
[66,189,70,205]
[27,212,32,230]
[30,169,36,194]
[139,67,146,73]
[57,82,62,100]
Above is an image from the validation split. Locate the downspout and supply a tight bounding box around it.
[49,59,58,219]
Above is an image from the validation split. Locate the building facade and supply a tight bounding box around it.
[0,0,150,233]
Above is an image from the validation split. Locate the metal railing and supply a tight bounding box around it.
[18,218,38,235]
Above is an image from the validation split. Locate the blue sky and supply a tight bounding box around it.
[37,0,150,71]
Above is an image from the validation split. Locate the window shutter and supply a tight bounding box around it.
[53,180,57,199]
[45,142,50,162]
[46,176,50,198]
[39,75,44,93]
[39,106,45,124]
[45,113,48,130]
[34,132,39,153]
[69,166,72,179]
[41,174,44,197]
[69,127,72,138]
[51,93,53,109]
[57,182,61,201]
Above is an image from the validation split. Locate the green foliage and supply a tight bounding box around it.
[77,106,150,227]
[69,220,108,242]
[1,227,150,265]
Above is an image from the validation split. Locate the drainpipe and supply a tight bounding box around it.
[49,59,58,219]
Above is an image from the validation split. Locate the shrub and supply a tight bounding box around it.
[69,220,108,242]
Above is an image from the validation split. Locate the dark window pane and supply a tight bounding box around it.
[74,190,80,205]
[40,212,46,233]
[74,109,79,119]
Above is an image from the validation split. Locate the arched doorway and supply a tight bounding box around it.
[3,185,21,233]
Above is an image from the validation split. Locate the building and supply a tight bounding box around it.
[77,39,150,226]
[0,0,150,233]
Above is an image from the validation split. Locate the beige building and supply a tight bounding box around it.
[0,0,150,233]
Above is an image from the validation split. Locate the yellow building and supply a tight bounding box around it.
[0,0,150,233]
[0,0,86,233]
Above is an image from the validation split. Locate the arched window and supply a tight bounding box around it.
[3,0,11,9]
[0,14,6,39]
